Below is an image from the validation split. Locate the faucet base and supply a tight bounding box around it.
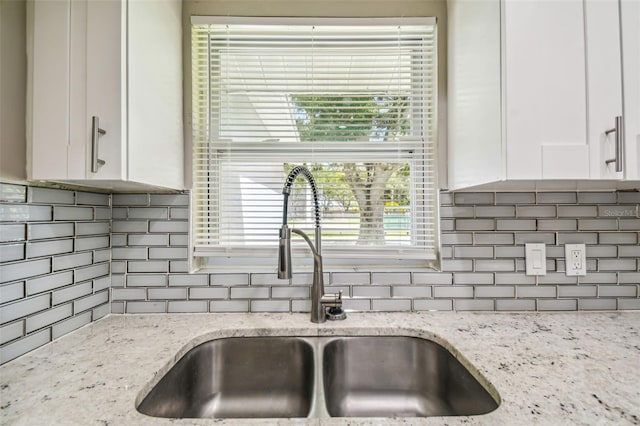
[326,307,347,321]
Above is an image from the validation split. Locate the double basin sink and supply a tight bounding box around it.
[136,335,499,419]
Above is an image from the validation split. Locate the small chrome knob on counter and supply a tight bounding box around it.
[322,291,347,321]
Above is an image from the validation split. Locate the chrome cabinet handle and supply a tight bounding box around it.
[604,115,623,173]
[91,116,107,173]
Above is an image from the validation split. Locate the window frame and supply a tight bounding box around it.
[189,16,441,273]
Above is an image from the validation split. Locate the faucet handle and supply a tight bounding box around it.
[321,291,347,321]
[320,291,342,308]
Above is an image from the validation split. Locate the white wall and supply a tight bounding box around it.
[0,0,27,182]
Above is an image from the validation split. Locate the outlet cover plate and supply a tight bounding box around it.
[525,243,546,276]
[565,244,587,276]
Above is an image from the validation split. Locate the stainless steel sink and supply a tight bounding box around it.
[137,337,314,418]
[137,335,499,419]
[323,336,499,417]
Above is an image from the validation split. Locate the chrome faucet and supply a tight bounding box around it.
[277,166,345,323]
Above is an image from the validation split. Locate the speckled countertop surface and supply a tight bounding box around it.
[0,312,639,425]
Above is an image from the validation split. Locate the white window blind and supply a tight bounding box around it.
[191,17,440,270]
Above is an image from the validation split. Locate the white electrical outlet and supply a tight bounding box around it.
[565,244,586,276]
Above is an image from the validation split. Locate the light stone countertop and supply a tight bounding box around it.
[0,312,639,425]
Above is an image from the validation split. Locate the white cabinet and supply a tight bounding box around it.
[27,0,184,191]
[448,0,640,190]
[620,0,640,181]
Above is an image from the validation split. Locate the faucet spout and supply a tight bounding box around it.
[277,166,345,323]
[291,228,328,323]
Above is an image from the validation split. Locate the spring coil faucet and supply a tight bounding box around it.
[278,166,345,323]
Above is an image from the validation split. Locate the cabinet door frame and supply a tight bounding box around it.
[85,0,125,180]
[585,0,624,180]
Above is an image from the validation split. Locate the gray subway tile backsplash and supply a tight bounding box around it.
[0,258,51,283]
[496,192,535,204]
[28,187,74,205]
[74,236,110,251]
[27,222,74,240]
[0,321,24,345]
[52,252,93,271]
[128,207,168,220]
[26,271,74,296]
[0,183,27,203]
[75,222,110,236]
[413,299,453,311]
[149,220,188,233]
[52,282,93,306]
[496,299,536,311]
[0,282,25,304]
[125,260,164,273]
[538,299,578,311]
[190,287,229,299]
[620,219,640,230]
[112,194,149,206]
[599,259,637,271]
[536,192,577,204]
[454,192,494,205]
[26,239,74,258]
[0,204,52,222]
[126,274,167,287]
[25,303,73,333]
[168,300,208,313]
[454,299,495,311]
[0,243,24,263]
[617,192,640,203]
[352,286,391,298]
[53,206,94,221]
[271,286,310,299]
[0,183,110,364]
[392,286,432,298]
[517,286,557,298]
[475,205,516,218]
[1,183,639,365]
[148,288,187,300]
[76,192,110,206]
[371,299,412,311]
[168,274,208,286]
[230,287,270,299]
[125,301,165,313]
[516,205,557,217]
[210,300,249,312]
[0,294,50,324]
[578,298,618,311]
[433,286,474,298]
[0,224,26,242]
[0,329,50,365]
[52,311,92,340]
[577,192,617,204]
[251,300,290,312]
[150,194,189,206]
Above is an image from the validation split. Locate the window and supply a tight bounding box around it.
[191,17,440,271]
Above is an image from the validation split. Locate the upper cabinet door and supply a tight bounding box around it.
[85,0,124,180]
[504,0,588,180]
[621,0,640,180]
[447,0,639,189]
[28,0,71,181]
[585,0,624,179]
[28,0,184,190]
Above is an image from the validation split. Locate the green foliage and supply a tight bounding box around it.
[289,94,412,242]
[292,94,410,142]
